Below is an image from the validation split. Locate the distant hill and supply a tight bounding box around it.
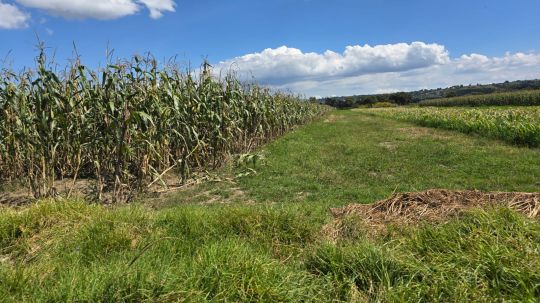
[320,79,540,108]
[409,79,540,101]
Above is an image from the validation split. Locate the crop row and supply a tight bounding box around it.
[364,107,540,147]
[419,90,540,107]
[0,50,328,202]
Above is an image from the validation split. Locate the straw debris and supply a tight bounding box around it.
[328,189,540,237]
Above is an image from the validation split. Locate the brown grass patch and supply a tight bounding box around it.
[198,187,251,204]
[324,114,341,123]
[397,127,452,140]
[378,141,398,151]
[326,189,540,239]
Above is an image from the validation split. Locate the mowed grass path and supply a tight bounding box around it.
[2,109,540,302]
[231,110,540,207]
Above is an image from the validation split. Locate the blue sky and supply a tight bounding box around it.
[1,0,540,96]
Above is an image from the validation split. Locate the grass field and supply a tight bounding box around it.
[1,110,539,302]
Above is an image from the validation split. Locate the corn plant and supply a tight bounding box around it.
[419,90,540,107]
[364,107,540,147]
[0,49,329,202]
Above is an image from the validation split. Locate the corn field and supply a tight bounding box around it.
[364,107,540,147]
[419,90,540,107]
[0,50,328,202]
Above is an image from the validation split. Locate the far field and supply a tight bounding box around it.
[1,109,539,302]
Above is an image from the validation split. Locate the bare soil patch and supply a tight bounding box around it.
[0,191,31,206]
[327,189,540,238]
[0,173,207,206]
[0,179,91,206]
[1,170,254,208]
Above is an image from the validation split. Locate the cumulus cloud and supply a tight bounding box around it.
[214,43,540,96]
[454,52,540,73]
[216,42,450,85]
[15,0,175,20]
[0,1,30,29]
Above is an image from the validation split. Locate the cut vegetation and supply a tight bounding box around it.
[330,189,540,236]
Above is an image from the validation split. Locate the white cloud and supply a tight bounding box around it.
[214,43,540,96]
[0,1,30,29]
[217,42,449,85]
[15,0,175,20]
[138,0,175,19]
[455,52,540,73]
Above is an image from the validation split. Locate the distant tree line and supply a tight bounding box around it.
[322,92,413,109]
[320,79,540,108]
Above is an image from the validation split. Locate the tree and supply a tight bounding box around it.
[389,92,412,105]
[308,97,318,103]
[445,91,457,98]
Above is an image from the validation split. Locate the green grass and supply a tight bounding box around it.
[230,110,539,206]
[307,208,540,302]
[1,202,539,302]
[1,110,540,302]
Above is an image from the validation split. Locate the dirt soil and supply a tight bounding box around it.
[327,189,540,238]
